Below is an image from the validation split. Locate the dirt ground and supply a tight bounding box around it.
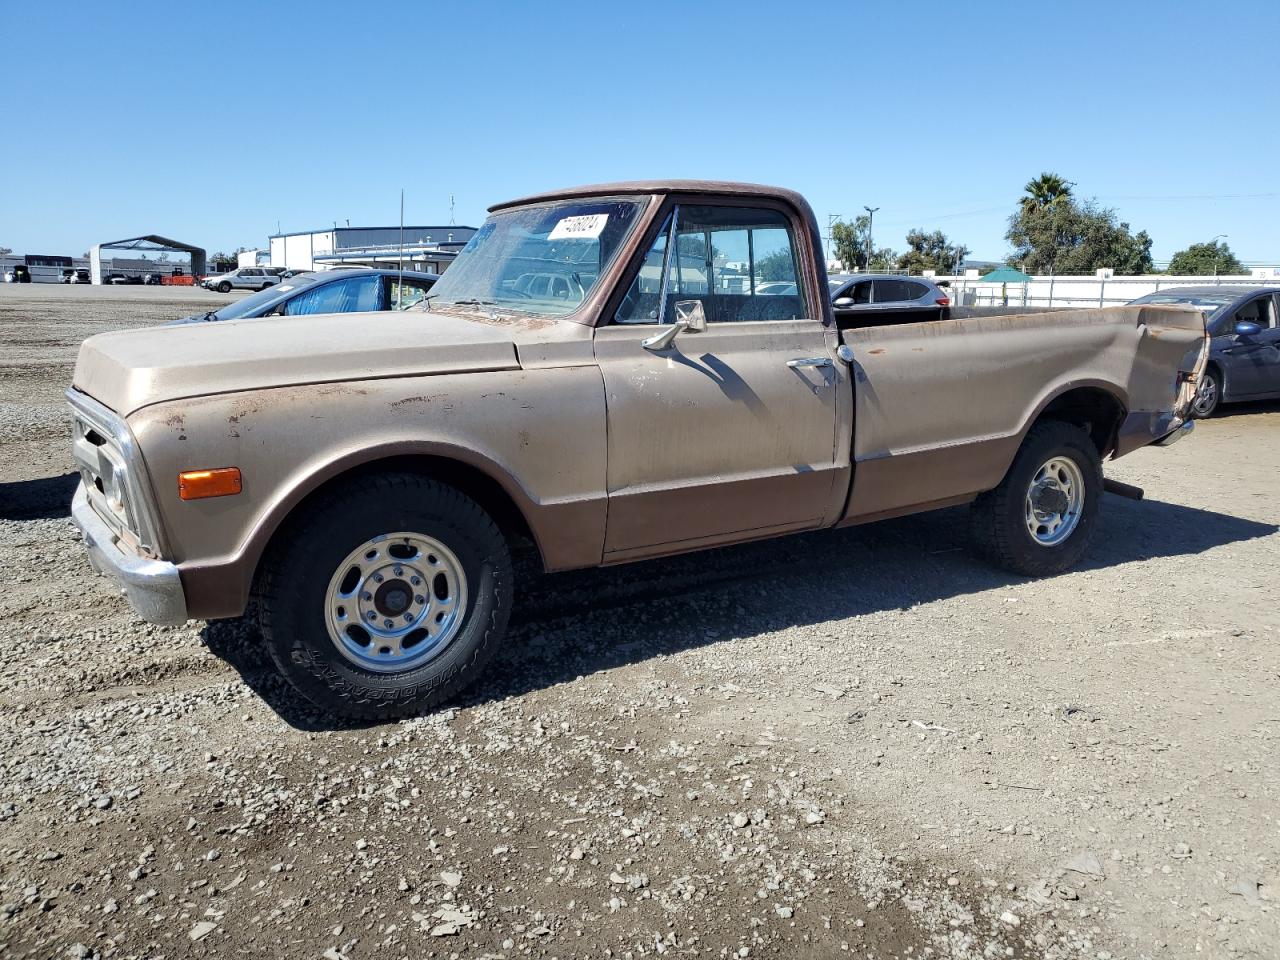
[1,284,1277,960]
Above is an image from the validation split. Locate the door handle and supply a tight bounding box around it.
[786,357,833,369]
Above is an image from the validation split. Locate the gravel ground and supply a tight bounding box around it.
[1,284,1277,960]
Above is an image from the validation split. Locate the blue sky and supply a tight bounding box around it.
[4,0,1279,265]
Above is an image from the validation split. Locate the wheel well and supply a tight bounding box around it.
[1035,387,1126,457]
[261,455,538,571]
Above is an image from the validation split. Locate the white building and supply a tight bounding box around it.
[269,225,477,274]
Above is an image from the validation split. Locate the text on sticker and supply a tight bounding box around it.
[547,214,609,241]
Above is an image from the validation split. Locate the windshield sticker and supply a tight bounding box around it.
[547,214,609,241]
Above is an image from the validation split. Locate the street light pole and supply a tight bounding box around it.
[1211,234,1227,280]
[863,206,879,269]
[826,213,841,264]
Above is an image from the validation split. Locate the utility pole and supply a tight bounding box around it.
[863,206,879,269]
[1211,234,1227,280]
[826,213,841,264]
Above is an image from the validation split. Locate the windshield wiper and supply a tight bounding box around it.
[451,298,497,306]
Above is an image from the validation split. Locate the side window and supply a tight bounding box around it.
[872,279,913,303]
[284,275,383,315]
[613,205,808,324]
[1236,296,1274,329]
[387,276,435,309]
[852,282,871,304]
[615,214,671,323]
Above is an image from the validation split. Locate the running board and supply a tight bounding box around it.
[1103,477,1144,501]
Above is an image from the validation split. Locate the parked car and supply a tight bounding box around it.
[202,267,282,293]
[143,274,164,286]
[828,273,952,326]
[1128,286,1280,417]
[104,273,141,285]
[172,268,439,325]
[65,268,92,284]
[4,265,32,283]
[67,179,1207,719]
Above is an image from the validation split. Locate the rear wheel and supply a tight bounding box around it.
[257,473,513,720]
[971,421,1101,577]
[1191,366,1221,418]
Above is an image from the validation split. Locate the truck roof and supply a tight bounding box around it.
[489,180,813,214]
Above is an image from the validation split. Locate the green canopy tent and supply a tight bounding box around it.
[980,266,1032,282]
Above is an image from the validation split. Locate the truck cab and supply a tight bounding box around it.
[67,180,1207,720]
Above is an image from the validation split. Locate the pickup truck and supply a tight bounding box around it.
[67,180,1208,719]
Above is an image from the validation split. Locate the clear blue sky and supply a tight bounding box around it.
[4,0,1279,265]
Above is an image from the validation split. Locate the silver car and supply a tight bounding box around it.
[828,273,951,326]
[202,267,282,293]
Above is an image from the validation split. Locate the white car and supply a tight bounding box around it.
[202,267,282,293]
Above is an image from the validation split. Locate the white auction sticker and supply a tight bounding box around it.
[547,213,609,241]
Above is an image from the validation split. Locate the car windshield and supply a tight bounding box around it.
[424,199,644,318]
[1130,292,1238,317]
[211,276,319,320]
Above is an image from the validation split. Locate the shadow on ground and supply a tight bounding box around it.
[0,473,78,521]
[202,493,1276,731]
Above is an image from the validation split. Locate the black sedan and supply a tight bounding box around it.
[1129,286,1280,417]
[173,268,439,325]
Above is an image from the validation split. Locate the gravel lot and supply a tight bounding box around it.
[1,284,1277,960]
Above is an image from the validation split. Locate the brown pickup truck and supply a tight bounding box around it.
[68,180,1208,718]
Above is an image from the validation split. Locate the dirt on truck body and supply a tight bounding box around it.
[66,180,1208,719]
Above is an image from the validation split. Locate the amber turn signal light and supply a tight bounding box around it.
[179,467,242,501]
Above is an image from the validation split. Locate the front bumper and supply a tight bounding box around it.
[72,483,188,625]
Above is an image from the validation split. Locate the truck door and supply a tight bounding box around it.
[594,202,847,560]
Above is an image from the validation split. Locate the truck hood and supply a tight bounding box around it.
[73,309,523,415]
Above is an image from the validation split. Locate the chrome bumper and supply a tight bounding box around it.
[1154,418,1194,447]
[72,483,188,625]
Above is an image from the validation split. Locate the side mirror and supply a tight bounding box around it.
[642,299,706,351]
[1235,320,1262,337]
[833,296,855,308]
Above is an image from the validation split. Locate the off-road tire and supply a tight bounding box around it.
[257,473,513,720]
[217,281,232,293]
[970,421,1102,577]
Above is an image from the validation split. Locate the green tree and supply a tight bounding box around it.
[0,246,12,258]
[830,214,900,271]
[1167,240,1245,276]
[755,249,796,282]
[896,229,970,275]
[1006,194,1153,275]
[831,216,869,270]
[1020,172,1074,212]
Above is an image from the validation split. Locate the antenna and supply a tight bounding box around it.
[449,194,455,226]
[398,188,405,307]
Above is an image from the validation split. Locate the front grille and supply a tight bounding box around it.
[66,389,164,558]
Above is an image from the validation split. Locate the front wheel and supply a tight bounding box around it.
[217,281,232,293]
[1191,368,1220,418]
[257,473,513,720]
[970,421,1101,577]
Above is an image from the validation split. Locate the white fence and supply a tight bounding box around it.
[942,272,1280,309]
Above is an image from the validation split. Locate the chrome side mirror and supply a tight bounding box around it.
[642,299,706,351]
[833,296,855,308]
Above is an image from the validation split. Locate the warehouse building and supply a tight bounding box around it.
[269,225,477,274]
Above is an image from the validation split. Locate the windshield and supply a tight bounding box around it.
[425,199,644,317]
[210,276,319,320]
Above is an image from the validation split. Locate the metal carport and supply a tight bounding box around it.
[89,236,206,285]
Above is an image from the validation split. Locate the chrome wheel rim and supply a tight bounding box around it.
[323,532,468,673]
[1192,373,1217,417]
[1025,456,1085,547]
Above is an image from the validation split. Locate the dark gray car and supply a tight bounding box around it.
[828,273,951,328]
[173,268,439,325]
[1129,286,1280,416]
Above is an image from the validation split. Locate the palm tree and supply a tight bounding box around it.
[1021,172,1074,211]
